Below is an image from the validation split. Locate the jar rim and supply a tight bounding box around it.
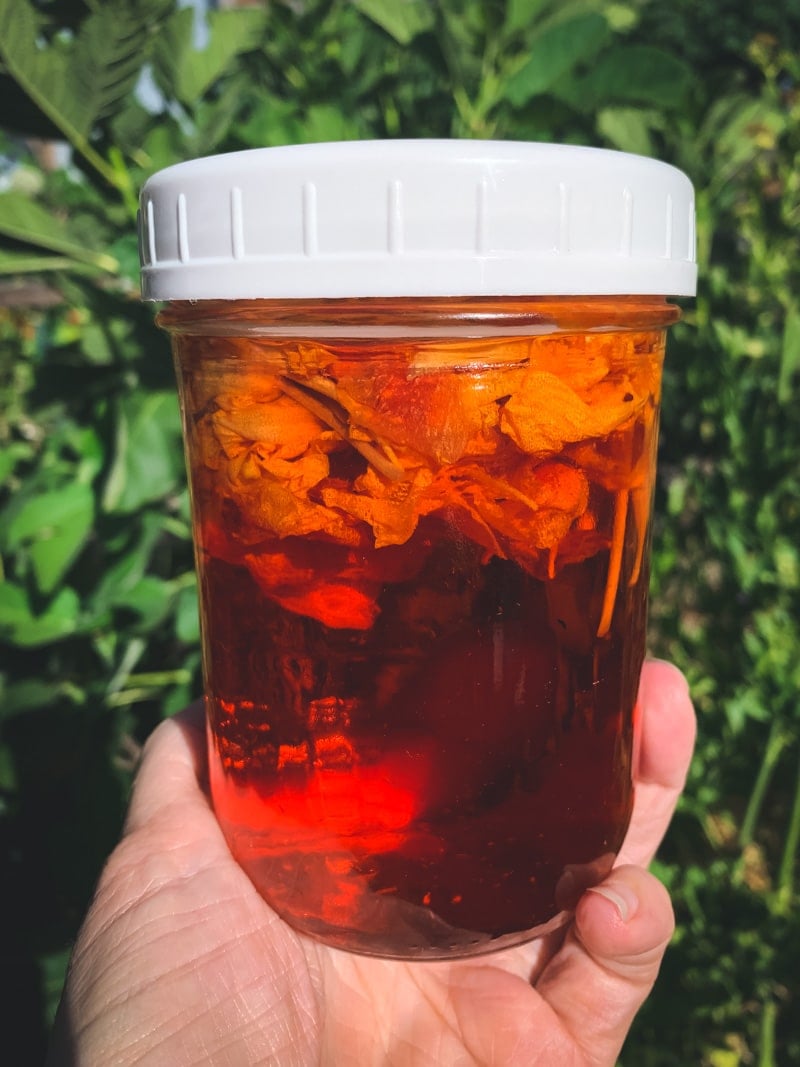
[156,295,681,337]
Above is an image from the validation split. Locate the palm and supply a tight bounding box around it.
[50,661,694,1067]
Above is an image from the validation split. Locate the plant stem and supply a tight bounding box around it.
[758,997,777,1067]
[105,636,147,697]
[106,687,164,708]
[775,744,800,915]
[4,64,121,190]
[739,718,789,847]
[124,670,193,688]
[108,145,140,220]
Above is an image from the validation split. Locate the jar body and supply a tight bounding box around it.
[163,296,676,959]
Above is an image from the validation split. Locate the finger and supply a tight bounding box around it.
[536,865,675,1066]
[636,659,696,790]
[619,659,696,868]
[446,866,673,1066]
[123,701,211,835]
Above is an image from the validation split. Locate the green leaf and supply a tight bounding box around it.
[0,0,83,129]
[153,6,268,107]
[72,2,154,125]
[712,98,786,167]
[0,0,155,186]
[70,308,149,371]
[90,512,165,617]
[778,303,800,405]
[773,539,800,591]
[112,575,175,632]
[0,249,87,275]
[564,45,692,110]
[350,0,435,45]
[0,679,81,719]
[102,391,183,515]
[3,483,95,594]
[0,192,118,273]
[141,120,186,174]
[603,3,640,32]
[3,485,91,547]
[41,948,74,1028]
[107,232,142,288]
[297,104,365,145]
[436,2,485,97]
[0,443,32,485]
[504,13,610,107]
[175,582,200,644]
[110,100,156,157]
[724,688,770,733]
[597,107,660,156]
[70,426,105,486]
[189,74,250,156]
[0,744,16,792]
[0,582,80,647]
[237,95,305,149]
[503,0,554,37]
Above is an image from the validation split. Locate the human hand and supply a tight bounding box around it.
[48,659,695,1066]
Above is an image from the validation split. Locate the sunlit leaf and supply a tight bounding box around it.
[597,107,659,157]
[102,392,183,514]
[0,0,162,182]
[3,483,94,594]
[504,13,610,106]
[174,582,200,644]
[112,575,175,632]
[778,303,800,405]
[0,193,118,272]
[153,5,268,107]
[502,0,554,37]
[350,0,435,45]
[0,249,85,275]
[0,582,80,647]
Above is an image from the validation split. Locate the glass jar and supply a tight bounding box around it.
[140,141,696,959]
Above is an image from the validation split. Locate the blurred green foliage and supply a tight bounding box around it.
[0,0,798,1062]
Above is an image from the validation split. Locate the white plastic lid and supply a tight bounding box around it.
[138,140,696,300]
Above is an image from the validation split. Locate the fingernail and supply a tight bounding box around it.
[586,882,639,922]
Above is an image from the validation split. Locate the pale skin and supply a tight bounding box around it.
[48,659,695,1067]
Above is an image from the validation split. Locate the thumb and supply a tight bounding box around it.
[536,864,675,1065]
[122,701,209,836]
[444,866,674,1067]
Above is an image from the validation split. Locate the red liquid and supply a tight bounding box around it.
[202,538,643,955]
[171,312,665,957]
